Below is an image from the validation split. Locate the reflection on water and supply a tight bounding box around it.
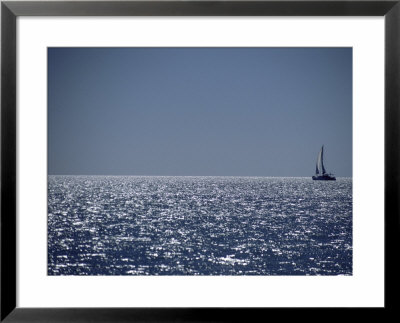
[48,176,352,275]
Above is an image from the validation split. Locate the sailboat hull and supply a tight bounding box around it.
[312,175,336,181]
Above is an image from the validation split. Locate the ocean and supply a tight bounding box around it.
[48,176,352,275]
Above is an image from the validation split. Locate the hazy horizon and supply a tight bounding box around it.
[48,174,352,178]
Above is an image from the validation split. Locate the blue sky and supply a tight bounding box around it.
[48,47,352,176]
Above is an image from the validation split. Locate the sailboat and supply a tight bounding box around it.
[312,145,336,181]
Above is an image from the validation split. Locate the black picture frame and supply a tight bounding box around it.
[1,1,399,321]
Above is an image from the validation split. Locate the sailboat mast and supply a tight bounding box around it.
[321,145,326,174]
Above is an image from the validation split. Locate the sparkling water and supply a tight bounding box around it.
[48,176,352,275]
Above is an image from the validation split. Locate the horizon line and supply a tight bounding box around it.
[48,174,352,178]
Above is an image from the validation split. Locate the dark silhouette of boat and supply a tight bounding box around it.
[312,145,336,181]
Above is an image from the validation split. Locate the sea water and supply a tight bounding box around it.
[48,176,352,275]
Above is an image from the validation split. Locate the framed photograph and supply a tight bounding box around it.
[1,0,399,321]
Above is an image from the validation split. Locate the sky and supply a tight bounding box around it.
[48,47,352,177]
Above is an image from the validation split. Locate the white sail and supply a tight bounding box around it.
[316,151,321,174]
[315,146,326,175]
